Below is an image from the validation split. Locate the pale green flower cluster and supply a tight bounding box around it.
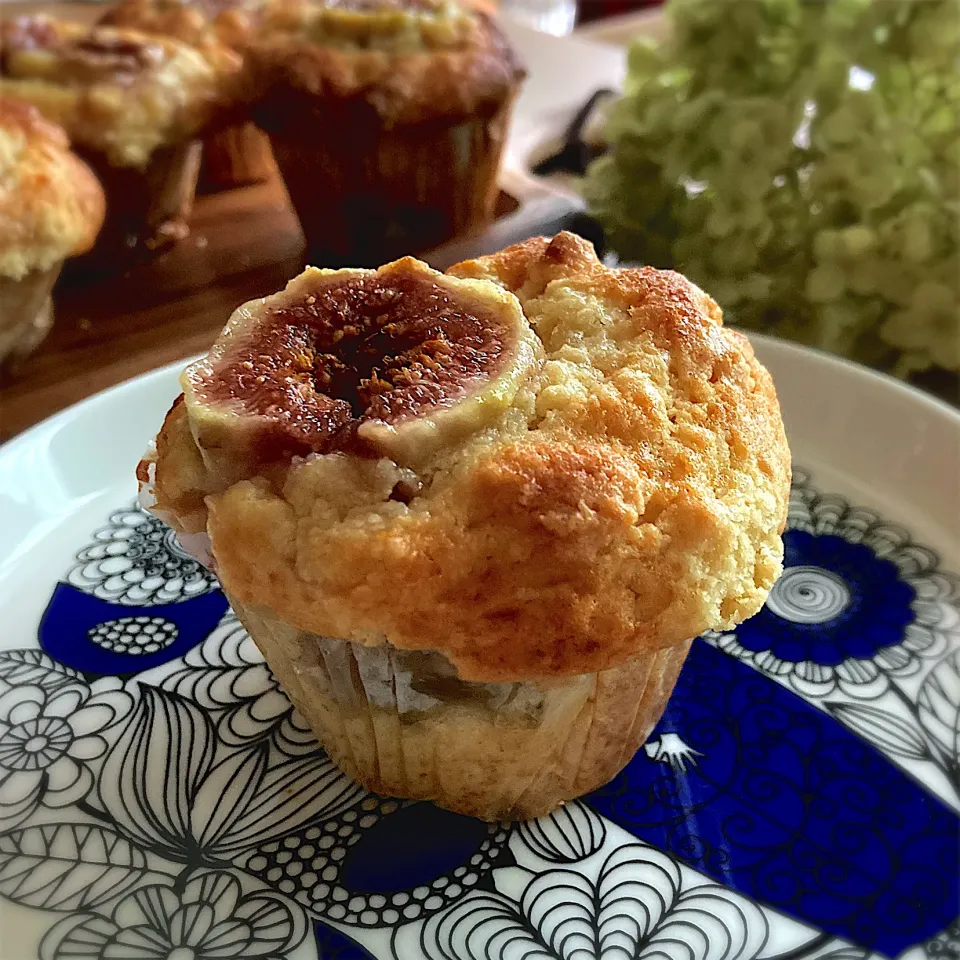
[585,0,960,376]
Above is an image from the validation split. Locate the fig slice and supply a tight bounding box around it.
[182,257,540,483]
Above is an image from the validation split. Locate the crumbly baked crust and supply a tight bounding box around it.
[0,16,242,168]
[145,233,791,682]
[99,0,501,52]
[0,96,104,279]
[99,0,266,50]
[247,0,524,129]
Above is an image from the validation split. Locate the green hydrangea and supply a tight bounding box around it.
[584,0,960,376]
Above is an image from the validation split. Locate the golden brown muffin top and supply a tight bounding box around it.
[0,96,105,279]
[246,0,523,127]
[143,233,791,682]
[97,0,499,51]
[0,16,243,168]
[99,0,272,51]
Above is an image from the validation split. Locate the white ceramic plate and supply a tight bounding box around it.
[1,336,958,960]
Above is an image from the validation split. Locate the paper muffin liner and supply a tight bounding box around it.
[265,98,515,265]
[71,141,202,273]
[200,122,276,190]
[229,595,691,821]
[0,264,61,374]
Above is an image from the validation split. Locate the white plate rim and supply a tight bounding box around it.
[2,332,956,464]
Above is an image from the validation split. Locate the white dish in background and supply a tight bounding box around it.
[0,336,958,960]
[573,7,668,46]
[500,19,628,194]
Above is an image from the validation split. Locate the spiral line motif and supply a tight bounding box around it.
[765,566,851,624]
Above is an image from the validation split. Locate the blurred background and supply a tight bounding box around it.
[0,0,956,442]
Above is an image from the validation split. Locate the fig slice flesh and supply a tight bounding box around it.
[182,257,540,483]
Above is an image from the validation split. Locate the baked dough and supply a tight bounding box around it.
[145,232,791,683]
[0,96,104,279]
[0,16,242,169]
[99,0,266,50]
[246,0,524,129]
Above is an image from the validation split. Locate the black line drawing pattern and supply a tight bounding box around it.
[916,650,960,789]
[155,612,318,757]
[923,920,960,958]
[705,469,957,701]
[398,843,771,960]
[66,504,218,606]
[0,469,958,959]
[38,868,309,960]
[515,800,607,864]
[88,616,179,655]
[94,683,366,867]
[241,809,512,928]
[704,468,960,804]
[393,813,877,960]
[0,663,131,833]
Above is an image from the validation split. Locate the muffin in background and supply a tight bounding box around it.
[140,232,791,820]
[0,16,242,261]
[0,97,104,372]
[247,0,525,264]
[99,0,277,188]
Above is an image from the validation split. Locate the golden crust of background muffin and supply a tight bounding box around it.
[0,17,242,169]
[148,233,790,681]
[247,3,523,128]
[99,0,265,50]
[0,97,104,279]
[99,0,501,50]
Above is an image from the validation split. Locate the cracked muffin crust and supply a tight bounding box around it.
[142,232,790,818]
[99,0,269,50]
[144,233,790,683]
[247,0,523,128]
[98,0,286,189]
[0,96,104,280]
[0,16,242,169]
[96,0,278,187]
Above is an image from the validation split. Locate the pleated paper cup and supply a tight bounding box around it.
[264,97,515,265]
[0,264,60,373]
[230,595,691,821]
[201,122,276,189]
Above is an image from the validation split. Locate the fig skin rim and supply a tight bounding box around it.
[180,259,541,470]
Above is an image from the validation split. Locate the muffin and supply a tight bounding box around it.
[246,0,525,264]
[99,0,277,188]
[0,97,104,371]
[0,16,242,259]
[140,232,791,819]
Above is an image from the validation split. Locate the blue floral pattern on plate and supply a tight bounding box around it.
[0,468,957,960]
[587,639,959,953]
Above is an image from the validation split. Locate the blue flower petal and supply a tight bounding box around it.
[339,803,491,894]
[312,920,377,959]
[588,640,960,955]
[39,583,229,677]
[737,529,917,667]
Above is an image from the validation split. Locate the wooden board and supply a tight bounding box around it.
[1,179,299,441]
[0,169,586,442]
[1,3,952,440]
[0,5,599,443]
